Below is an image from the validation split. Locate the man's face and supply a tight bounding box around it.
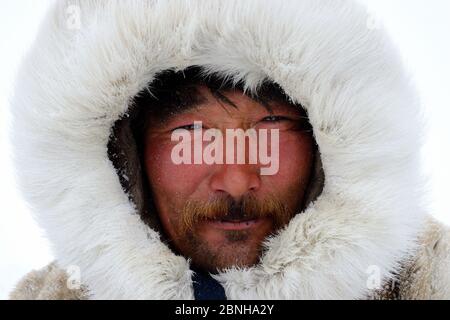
[143,86,314,273]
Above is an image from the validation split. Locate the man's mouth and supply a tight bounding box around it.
[205,217,266,231]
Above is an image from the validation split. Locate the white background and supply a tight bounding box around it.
[0,0,449,299]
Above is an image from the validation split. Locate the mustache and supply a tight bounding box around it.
[180,194,292,233]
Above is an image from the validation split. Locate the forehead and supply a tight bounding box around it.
[191,86,301,117]
[132,71,308,130]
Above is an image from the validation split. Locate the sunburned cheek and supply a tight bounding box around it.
[145,141,209,195]
[273,134,313,183]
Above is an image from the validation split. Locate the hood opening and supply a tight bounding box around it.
[107,66,325,246]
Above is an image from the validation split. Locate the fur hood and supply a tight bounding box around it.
[10,0,449,299]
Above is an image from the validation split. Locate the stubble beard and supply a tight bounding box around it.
[185,228,265,273]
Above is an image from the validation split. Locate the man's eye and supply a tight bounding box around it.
[173,123,203,131]
[261,115,290,123]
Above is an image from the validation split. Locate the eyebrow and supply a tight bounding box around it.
[212,88,280,116]
[156,87,242,121]
[211,90,239,109]
[139,86,209,124]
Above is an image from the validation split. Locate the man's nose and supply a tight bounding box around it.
[209,164,261,199]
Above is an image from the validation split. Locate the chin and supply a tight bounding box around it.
[178,219,274,273]
[193,237,265,273]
